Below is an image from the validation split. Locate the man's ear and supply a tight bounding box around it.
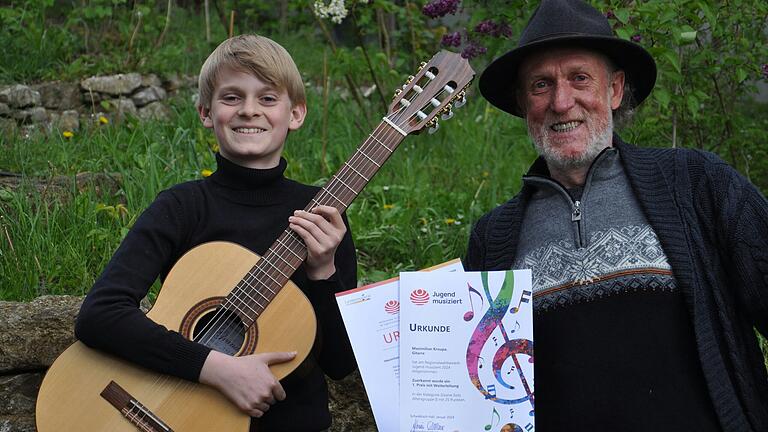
[609,70,625,110]
[288,103,307,131]
[198,105,214,128]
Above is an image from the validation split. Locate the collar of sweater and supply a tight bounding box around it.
[207,153,299,205]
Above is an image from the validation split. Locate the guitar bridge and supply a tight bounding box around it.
[100,380,175,432]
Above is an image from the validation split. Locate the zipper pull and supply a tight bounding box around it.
[572,200,582,222]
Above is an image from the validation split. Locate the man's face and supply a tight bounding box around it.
[519,48,624,172]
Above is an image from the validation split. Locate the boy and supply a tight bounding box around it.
[75,34,357,431]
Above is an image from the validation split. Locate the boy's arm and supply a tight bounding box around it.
[75,190,212,382]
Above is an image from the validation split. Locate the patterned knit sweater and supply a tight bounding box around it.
[465,136,768,431]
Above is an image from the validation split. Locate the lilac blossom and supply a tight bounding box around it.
[631,34,642,43]
[474,19,512,38]
[422,0,460,19]
[605,10,616,19]
[461,41,487,59]
[441,31,462,48]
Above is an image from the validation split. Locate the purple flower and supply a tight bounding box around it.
[422,0,460,19]
[441,31,462,47]
[461,41,487,59]
[475,20,496,35]
[605,10,616,19]
[762,64,768,79]
[473,19,513,38]
[631,34,642,43]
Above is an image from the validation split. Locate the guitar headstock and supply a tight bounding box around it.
[386,50,475,135]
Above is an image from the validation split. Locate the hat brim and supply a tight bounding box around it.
[479,34,657,117]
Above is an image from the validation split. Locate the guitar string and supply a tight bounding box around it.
[151,72,457,404]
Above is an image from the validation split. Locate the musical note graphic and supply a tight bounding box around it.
[510,290,532,313]
[485,384,497,399]
[464,283,484,321]
[465,271,535,412]
[483,407,500,431]
[509,320,520,335]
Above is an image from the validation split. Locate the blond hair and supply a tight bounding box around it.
[197,34,306,110]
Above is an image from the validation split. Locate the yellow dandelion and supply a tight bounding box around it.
[482,171,489,178]
[201,169,213,178]
[62,131,74,138]
[444,218,456,225]
[99,115,109,124]
[383,204,395,210]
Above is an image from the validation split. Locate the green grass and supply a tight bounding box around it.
[0,86,535,300]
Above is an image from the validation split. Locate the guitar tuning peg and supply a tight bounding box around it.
[418,61,427,71]
[441,108,454,120]
[453,91,467,108]
[428,120,440,134]
[393,88,403,100]
[406,75,415,84]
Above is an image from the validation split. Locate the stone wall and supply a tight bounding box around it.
[0,296,375,431]
[0,73,197,136]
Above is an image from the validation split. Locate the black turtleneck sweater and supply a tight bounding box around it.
[75,154,358,431]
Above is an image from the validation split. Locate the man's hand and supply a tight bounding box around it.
[199,350,296,418]
[288,206,346,280]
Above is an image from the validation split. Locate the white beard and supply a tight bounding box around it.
[527,105,614,173]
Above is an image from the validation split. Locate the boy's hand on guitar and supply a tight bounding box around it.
[289,206,346,280]
[199,350,296,418]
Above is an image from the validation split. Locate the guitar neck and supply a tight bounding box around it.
[224,120,406,325]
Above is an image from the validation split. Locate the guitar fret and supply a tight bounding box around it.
[358,147,382,167]
[260,257,290,280]
[333,174,357,193]
[247,271,278,297]
[343,161,370,182]
[368,132,395,152]
[320,186,345,206]
[275,235,305,261]
[241,278,272,302]
[228,291,261,314]
[267,249,298,272]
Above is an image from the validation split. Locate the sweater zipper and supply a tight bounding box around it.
[571,200,583,247]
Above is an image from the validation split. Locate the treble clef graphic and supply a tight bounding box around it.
[466,272,535,409]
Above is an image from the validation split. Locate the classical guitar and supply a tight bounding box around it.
[36,50,474,431]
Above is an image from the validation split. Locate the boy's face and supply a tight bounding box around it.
[198,66,306,169]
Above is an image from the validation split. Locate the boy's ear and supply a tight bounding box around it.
[289,103,307,131]
[197,105,214,128]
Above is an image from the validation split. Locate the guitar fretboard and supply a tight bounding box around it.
[223,121,407,325]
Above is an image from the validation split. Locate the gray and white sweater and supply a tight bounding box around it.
[465,136,768,431]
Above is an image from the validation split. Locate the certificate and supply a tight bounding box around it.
[336,260,464,432]
[399,269,534,432]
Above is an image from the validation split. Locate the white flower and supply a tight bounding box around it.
[313,0,348,24]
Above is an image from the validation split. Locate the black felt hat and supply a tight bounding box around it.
[479,0,657,117]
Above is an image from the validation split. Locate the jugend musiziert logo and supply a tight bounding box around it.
[409,288,429,305]
[384,300,399,314]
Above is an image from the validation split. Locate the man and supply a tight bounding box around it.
[465,0,768,431]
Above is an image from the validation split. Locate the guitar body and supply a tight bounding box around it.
[36,241,317,432]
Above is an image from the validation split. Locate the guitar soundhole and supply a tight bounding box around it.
[192,307,246,355]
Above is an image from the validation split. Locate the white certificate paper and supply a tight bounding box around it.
[335,260,464,432]
[399,269,534,432]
